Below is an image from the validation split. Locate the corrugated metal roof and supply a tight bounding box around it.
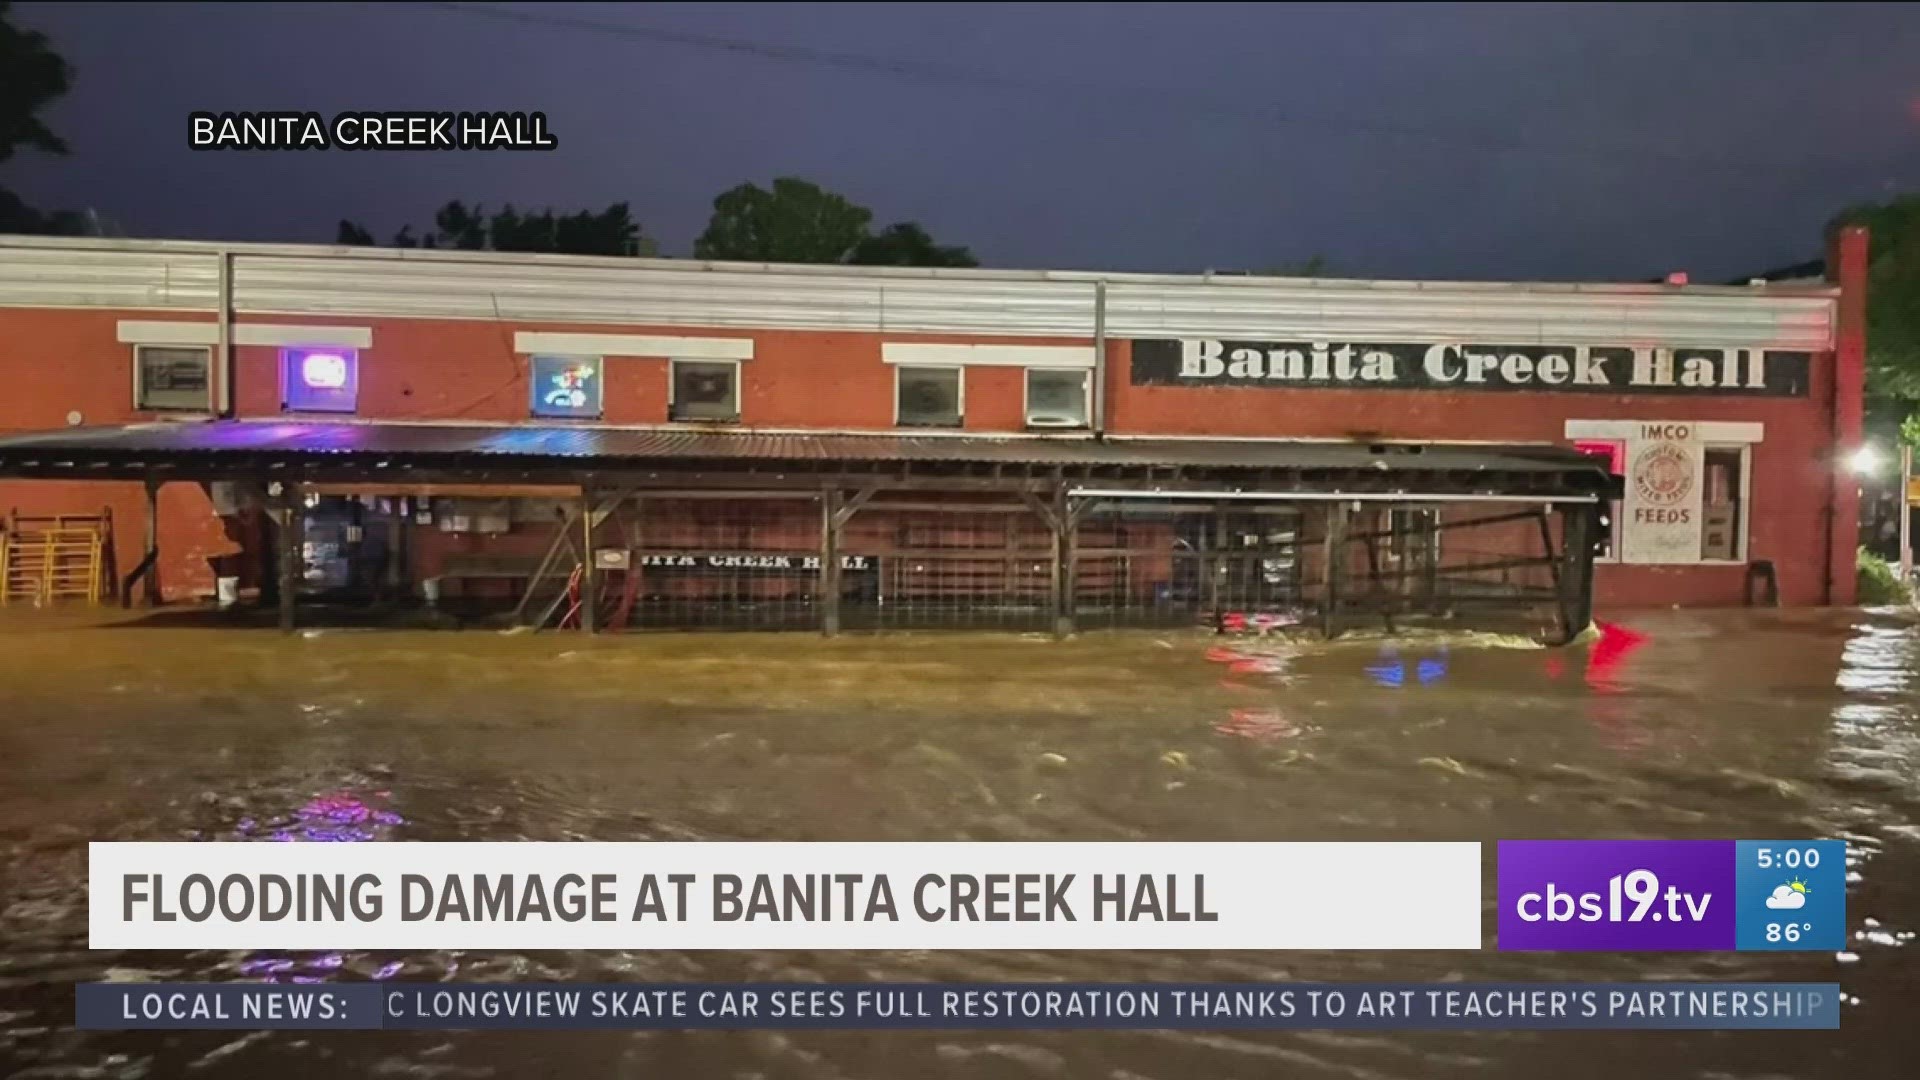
[0,236,1839,351]
[0,420,1607,477]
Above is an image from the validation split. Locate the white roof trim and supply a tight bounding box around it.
[513,332,753,359]
[116,320,372,348]
[882,343,1094,368]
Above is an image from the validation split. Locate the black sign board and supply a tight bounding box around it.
[636,553,875,573]
[1130,339,1811,397]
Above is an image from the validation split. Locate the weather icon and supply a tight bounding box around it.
[1765,878,1811,910]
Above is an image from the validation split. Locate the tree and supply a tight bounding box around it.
[694,177,981,268]
[694,177,873,264]
[487,204,550,252]
[1266,255,1333,277]
[848,222,978,268]
[1831,197,1920,407]
[1,3,80,234]
[433,200,488,250]
[346,201,653,256]
[0,2,71,165]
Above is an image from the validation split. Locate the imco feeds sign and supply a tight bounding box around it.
[1621,424,1706,564]
[1131,339,1812,397]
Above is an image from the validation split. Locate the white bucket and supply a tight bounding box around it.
[216,577,240,609]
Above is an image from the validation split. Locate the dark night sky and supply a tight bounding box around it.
[8,2,1919,282]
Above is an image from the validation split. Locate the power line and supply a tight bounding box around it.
[408,0,1899,175]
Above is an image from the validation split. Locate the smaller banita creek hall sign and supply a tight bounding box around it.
[1131,339,1813,396]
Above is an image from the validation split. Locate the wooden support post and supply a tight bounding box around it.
[579,489,597,635]
[385,497,406,600]
[278,484,301,633]
[820,488,842,637]
[142,477,161,607]
[1557,503,1597,644]
[1052,484,1075,639]
[1323,501,1348,640]
[1208,503,1226,633]
[1422,511,1441,609]
[1361,513,1391,634]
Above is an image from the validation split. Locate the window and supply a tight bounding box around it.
[1025,368,1089,428]
[1701,445,1747,561]
[671,360,739,423]
[896,366,962,428]
[529,355,603,419]
[283,346,360,414]
[1573,439,1624,561]
[134,345,213,411]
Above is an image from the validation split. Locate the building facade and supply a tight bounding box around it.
[0,231,1867,628]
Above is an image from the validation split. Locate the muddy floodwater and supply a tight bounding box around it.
[1,609,1916,1078]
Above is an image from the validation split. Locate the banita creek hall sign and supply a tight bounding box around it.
[1131,339,1812,396]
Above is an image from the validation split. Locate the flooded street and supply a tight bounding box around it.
[1,610,1916,1079]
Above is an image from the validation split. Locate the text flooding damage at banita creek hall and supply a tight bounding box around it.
[0,230,1869,639]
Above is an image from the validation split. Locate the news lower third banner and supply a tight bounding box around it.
[89,841,1483,950]
[77,982,1840,1031]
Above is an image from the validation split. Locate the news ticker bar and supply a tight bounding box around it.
[88,839,1847,952]
[78,982,1840,1031]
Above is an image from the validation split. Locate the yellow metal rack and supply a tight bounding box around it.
[1,509,112,605]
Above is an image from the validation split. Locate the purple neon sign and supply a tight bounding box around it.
[299,352,350,389]
[283,346,358,413]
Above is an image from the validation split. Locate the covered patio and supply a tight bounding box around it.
[0,421,1618,642]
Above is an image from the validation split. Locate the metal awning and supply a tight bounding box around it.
[0,420,1619,498]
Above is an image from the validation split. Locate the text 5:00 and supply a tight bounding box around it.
[1753,847,1821,870]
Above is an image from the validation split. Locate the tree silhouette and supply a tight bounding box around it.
[0,1,70,164]
[0,2,81,234]
[347,200,653,256]
[848,222,978,268]
[434,200,488,250]
[694,177,980,268]
[1266,255,1333,277]
[695,177,874,264]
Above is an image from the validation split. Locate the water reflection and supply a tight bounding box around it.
[1365,645,1450,689]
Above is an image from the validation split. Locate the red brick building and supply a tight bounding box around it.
[0,230,1868,633]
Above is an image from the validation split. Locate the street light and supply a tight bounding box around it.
[1849,446,1882,476]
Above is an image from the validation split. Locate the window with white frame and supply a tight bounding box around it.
[1025,368,1089,428]
[1700,445,1748,561]
[1572,434,1750,563]
[529,354,603,419]
[670,359,739,422]
[896,365,962,428]
[134,345,213,412]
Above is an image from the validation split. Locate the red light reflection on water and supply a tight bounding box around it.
[1214,708,1301,742]
[1542,621,1685,753]
[1585,621,1649,691]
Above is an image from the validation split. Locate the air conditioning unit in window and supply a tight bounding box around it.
[1027,413,1085,429]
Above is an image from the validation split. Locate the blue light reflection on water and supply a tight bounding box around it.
[1366,645,1450,689]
